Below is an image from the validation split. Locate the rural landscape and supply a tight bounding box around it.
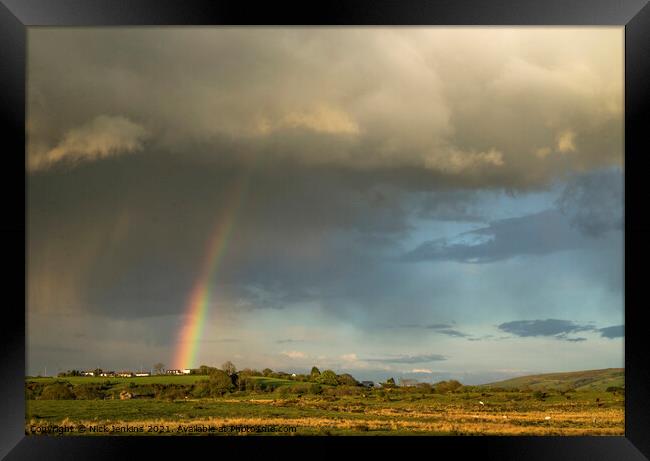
[26,366,624,436]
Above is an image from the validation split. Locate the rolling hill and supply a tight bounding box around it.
[482,368,624,391]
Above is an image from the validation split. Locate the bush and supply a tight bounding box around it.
[319,370,338,386]
[336,373,359,386]
[209,369,234,396]
[434,380,463,393]
[192,381,211,398]
[532,390,547,400]
[40,383,75,400]
[73,384,105,400]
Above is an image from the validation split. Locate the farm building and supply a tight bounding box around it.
[82,371,95,376]
[117,371,134,377]
[182,369,191,374]
[166,369,184,375]
[99,371,116,377]
[134,372,151,377]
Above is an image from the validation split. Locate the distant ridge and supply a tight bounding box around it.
[482,368,624,391]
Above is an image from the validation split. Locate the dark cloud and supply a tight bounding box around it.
[497,319,594,341]
[555,334,588,343]
[402,209,584,263]
[556,168,623,237]
[28,28,622,190]
[424,323,469,337]
[363,354,447,364]
[25,28,624,375]
[275,339,305,344]
[425,323,455,329]
[431,328,470,338]
[598,325,624,339]
[398,323,470,338]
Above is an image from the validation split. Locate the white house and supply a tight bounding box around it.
[82,371,95,376]
[134,372,150,377]
[182,369,191,374]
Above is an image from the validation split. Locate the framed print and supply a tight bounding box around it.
[1,0,649,459]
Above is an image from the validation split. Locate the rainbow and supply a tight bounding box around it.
[172,173,250,369]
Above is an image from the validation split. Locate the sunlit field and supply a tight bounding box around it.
[26,372,624,436]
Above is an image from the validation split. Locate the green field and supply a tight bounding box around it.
[26,391,624,436]
[483,368,624,392]
[25,369,625,435]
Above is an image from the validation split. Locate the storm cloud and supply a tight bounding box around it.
[28,28,622,189]
[26,28,624,378]
[599,325,624,339]
[497,319,597,342]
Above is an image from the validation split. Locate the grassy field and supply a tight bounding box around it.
[25,387,624,436]
[483,368,624,392]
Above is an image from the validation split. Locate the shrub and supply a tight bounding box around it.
[192,381,211,398]
[533,390,547,400]
[73,384,105,400]
[435,380,463,394]
[336,373,359,386]
[40,383,74,400]
[319,370,338,386]
[209,369,234,396]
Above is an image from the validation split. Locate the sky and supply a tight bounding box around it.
[26,27,624,384]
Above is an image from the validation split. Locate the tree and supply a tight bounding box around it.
[262,368,273,377]
[435,379,463,393]
[310,366,321,380]
[221,361,237,376]
[383,377,396,389]
[153,363,165,375]
[318,370,338,386]
[40,383,74,400]
[209,369,234,396]
[336,373,359,386]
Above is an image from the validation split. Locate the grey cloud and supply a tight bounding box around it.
[555,334,588,343]
[398,323,469,338]
[364,354,447,364]
[402,209,584,263]
[431,329,470,338]
[424,323,469,337]
[27,153,419,318]
[275,339,305,344]
[556,168,623,237]
[497,319,594,340]
[598,325,624,339]
[28,28,622,190]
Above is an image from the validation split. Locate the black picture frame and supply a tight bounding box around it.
[2,0,648,459]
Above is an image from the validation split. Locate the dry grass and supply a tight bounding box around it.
[28,408,624,436]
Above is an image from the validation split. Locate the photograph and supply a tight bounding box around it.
[25,26,624,436]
